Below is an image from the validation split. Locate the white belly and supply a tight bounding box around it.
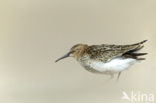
[85,57,137,73]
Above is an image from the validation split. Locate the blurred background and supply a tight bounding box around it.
[0,0,156,103]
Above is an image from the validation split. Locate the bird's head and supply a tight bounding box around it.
[55,44,88,62]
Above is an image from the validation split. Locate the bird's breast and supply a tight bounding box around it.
[81,57,137,73]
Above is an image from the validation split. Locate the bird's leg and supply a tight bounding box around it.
[117,72,121,80]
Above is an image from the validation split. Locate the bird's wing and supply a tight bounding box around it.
[86,40,147,62]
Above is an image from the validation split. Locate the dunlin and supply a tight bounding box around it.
[55,40,147,79]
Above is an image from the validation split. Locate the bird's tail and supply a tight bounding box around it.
[124,40,148,60]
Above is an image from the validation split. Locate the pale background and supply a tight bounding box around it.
[0,0,156,103]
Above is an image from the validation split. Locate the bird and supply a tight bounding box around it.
[55,40,147,79]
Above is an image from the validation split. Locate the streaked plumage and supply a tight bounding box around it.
[55,40,147,79]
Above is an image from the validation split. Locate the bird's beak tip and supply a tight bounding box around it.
[55,52,71,63]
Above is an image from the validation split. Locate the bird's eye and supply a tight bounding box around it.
[74,49,79,52]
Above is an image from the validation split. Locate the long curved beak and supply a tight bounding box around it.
[55,52,71,62]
